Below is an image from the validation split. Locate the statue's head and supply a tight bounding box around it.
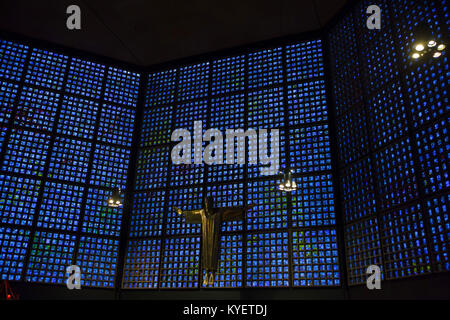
[204,196,213,214]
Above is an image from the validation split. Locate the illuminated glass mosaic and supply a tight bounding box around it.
[416,118,449,194]
[25,48,68,90]
[26,231,76,284]
[83,188,122,237]
[248,86,284,129]
[0,126,6,148]
[97,104,135,147]
[287,80,327,126]
[66,58,105,99]
[0,39,28,81]
[248,47,282,89]
[90,144,131,189]
[211,55,245,95]
[2,129,50,176]
[246,231,289,287]
[135,146,170,190]
[291,174,335,228]
[178,62,209,101]
[37,182,84,232]
[160,236,200,288]
[0,175,40,226]
[336,107,368,165]
[202,234,243,288]
[57,95,99,140]
[340,158,376,223]
[290,124,332,174]
[374,138,418,210]
[379,203,432,279]
[48,137,92,183]
[345,217,383,285]
[286,40,324,82]
[166,187,203,236]
[367,82,407,149]
[426,194,450,272]
[247,179,288,231]
[104,67,140,107]
[76,236,119,288]
[130,191,165,238]
[140,105,172,147]
[206,183,244,232]
[15,86,59,131]
[123,238,161,289]
[146,69,177,107]
[0,81,18,124]
[292,229,340,286]
[0,227,30,281]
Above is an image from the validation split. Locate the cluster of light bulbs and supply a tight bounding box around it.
[107,188,124,207]
[411,39,446,60]
[278,169,297,192]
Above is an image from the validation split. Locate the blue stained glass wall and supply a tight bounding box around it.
[124,38,340,289]
[329,0,449,285]
[0,37,139,287]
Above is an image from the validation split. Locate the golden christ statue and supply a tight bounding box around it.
[174,196,254,286]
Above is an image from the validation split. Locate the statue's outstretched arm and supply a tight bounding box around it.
[221,204,255,222]
[173,206,203,223]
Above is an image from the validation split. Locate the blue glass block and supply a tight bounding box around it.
[48,137,91,183]
[286,39,324,82]
[206,183,244,232]
[426,193,450,272]
[135,146,170,190]
[328,12,363,116]
[340,158,376,223]
[146,68,177,107]
[0,126,6,149]
[0,227,30,281]
[211,55,245,95]
[416,118,449,194]
[380,203,432,279]
[178,62,209,101]
[66,57,105,99]
[374,138,418,210]
[201,234,243,288]
[26,231,76,284]
[104,67,140,107]
[292,174,336,228]
[90,144,131,189]
[290,124,332,174]
[367,82,407,148]
[160,236,200,288]
[336,107,369,165]
[345,217,383,285]
[130,190,165,238]
[83,188,122,237]
[246,231,289,287]
[2,129,50,176]
[123,238,161,289]
[247,128,286,178]
[37,182,84,232]
[0,39,28,81]
[97,104,135,147]
[247,179,288,231]
[287,80,328,126]
[76,236,119,288]
[292,229,340,287]
[166,187,203,236]
[15,87,59,131]
[0,81,19,124]
[140,105,172,147]
[25,48,68,90]
[57,95,99,140]
[248,86,284,129]
[0,175,40,226]
[248,47,283,89]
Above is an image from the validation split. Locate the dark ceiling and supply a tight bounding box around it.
[0,0,349,66]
